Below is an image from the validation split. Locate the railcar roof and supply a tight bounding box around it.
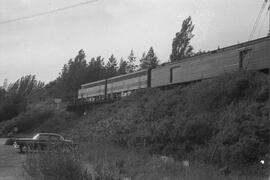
[81,79,106,88]
[107,69,148,80]
[80,70,148,87]
[107,69,148,83]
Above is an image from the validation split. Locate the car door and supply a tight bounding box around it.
[37,134,50,149]
[49,135,62,148]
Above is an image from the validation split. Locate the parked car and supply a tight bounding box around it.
[13,133,75,153]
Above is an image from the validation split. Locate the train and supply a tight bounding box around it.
[77,36,270,103]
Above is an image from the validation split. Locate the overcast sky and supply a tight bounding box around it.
[0,0,269,84]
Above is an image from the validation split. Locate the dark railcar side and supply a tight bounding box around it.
[106,70,148,98]
[78,79,106,101]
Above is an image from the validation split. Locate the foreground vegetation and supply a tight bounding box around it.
[23,142,268,180]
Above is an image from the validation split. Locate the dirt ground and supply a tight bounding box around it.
[0,138,26,180]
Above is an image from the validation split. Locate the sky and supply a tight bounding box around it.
[0,0,269,84]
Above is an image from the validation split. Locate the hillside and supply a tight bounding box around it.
[74,70,269,170]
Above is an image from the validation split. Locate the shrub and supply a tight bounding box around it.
[4,138,15,145]
[0,101,55,135]
[0,101,78,136]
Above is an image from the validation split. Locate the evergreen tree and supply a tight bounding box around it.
[105,55,118,78]
[170,16,195,62]
[140,47,159,69]
[126,50,138,73]
[59,49,88,99]
[0,87,6,100]
[88,56,106,81]
[75,49,86,62]
[118,58,128,75]
[140,52,146,67]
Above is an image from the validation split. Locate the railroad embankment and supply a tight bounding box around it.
[73,70,269,176]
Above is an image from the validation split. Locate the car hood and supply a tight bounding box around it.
[63,139,73,143]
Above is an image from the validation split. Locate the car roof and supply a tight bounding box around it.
[36,133,63,136]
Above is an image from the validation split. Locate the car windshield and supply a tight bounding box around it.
[33,134,39,140]
[33,134,50,140]
[33,134,64,140]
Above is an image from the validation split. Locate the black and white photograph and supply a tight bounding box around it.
[0,0,269,179]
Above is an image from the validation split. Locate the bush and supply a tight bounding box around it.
[0,101,78,136]
[0,101,55,135]
[4,138,15,145]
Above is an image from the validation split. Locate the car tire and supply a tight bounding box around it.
[19,145,23,153]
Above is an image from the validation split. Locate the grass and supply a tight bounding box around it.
[79,142,269,180]
[21,135,269,180]
[22,145,92,180]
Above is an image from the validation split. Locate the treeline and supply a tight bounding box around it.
[0,75,44,122]
[47,47,159,100]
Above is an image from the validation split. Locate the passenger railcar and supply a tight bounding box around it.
[78,70,150,101]
[106,69,149,99]
[78,79,106,102]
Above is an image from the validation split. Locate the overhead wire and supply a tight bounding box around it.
[249,0,267,40]
[0,0,99,25]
